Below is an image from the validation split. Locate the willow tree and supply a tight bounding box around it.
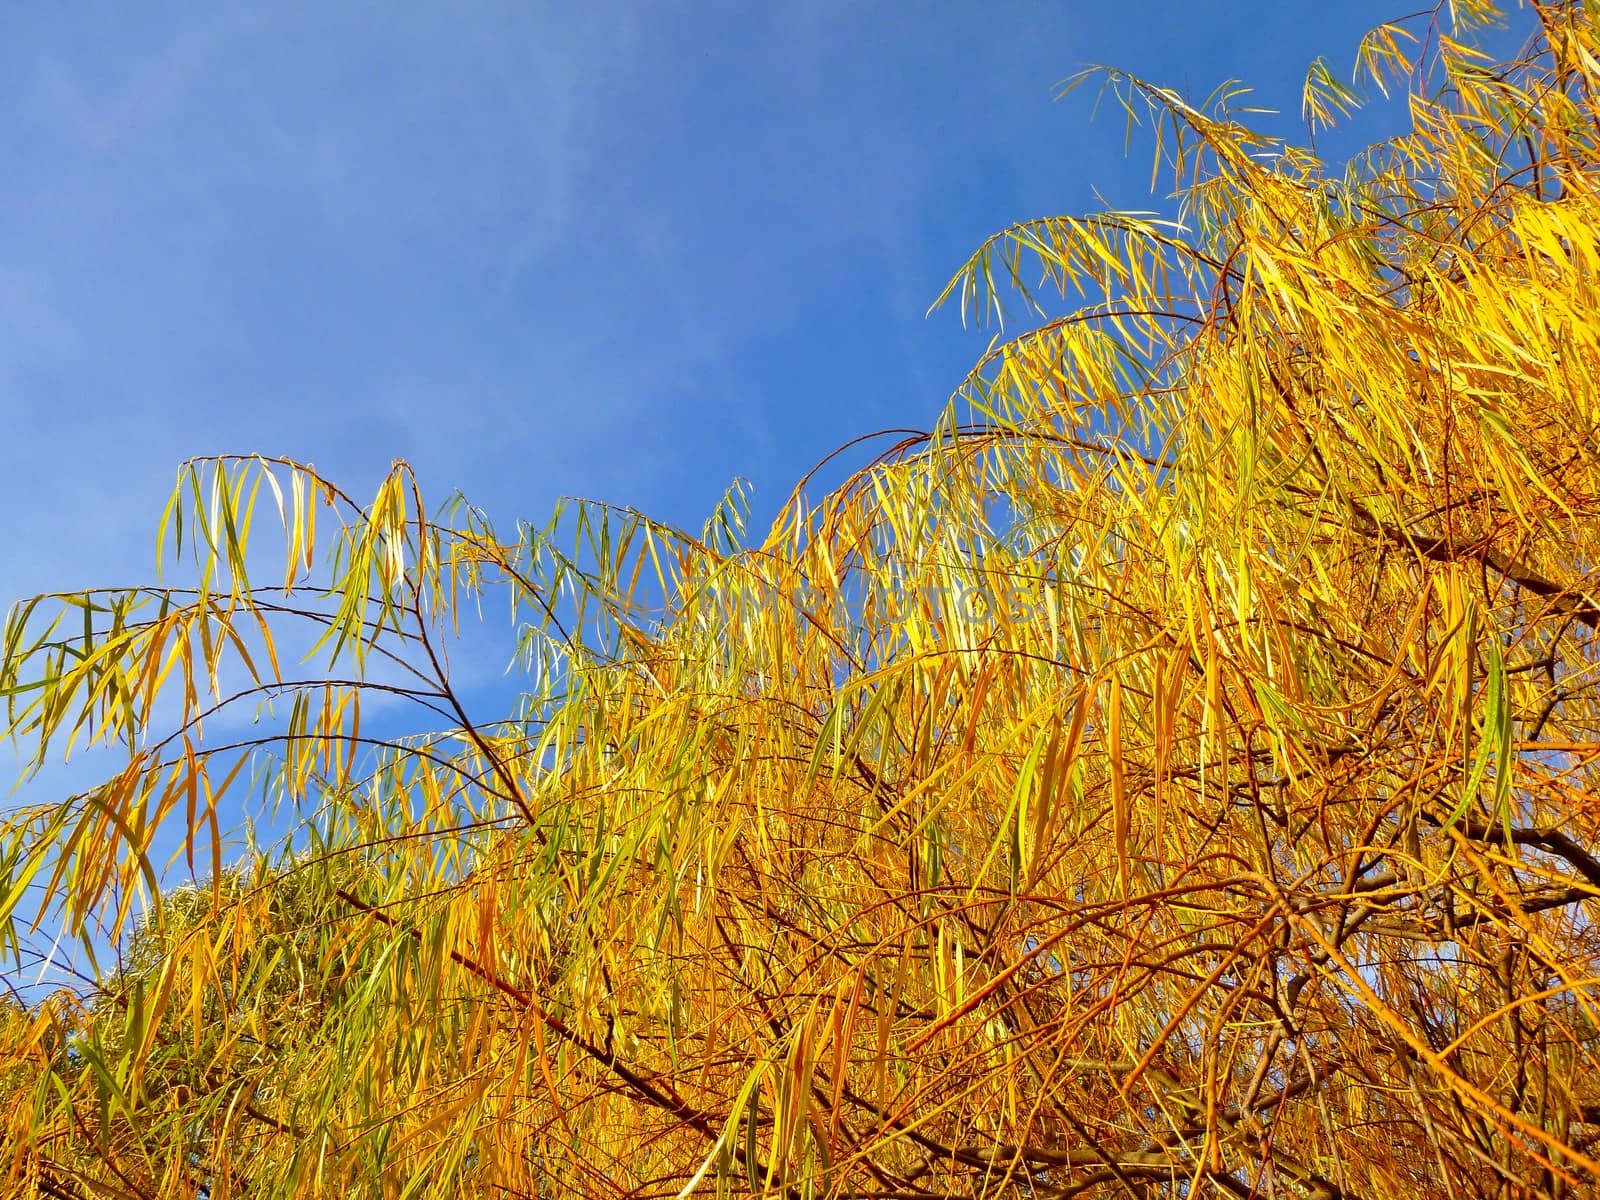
[6,3,1600,1198]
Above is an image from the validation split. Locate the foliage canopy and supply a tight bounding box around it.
[6,4,1600,1198]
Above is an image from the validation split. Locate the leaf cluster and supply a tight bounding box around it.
[6,3,1600,1198]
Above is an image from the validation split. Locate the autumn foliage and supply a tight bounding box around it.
[5,3,1600,1198]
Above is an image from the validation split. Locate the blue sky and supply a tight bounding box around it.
[0,0,1425,609]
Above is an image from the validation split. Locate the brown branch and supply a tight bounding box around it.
[1436,816,1600,891]
[1346,501,1600,630]
[333,887,717,1138]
